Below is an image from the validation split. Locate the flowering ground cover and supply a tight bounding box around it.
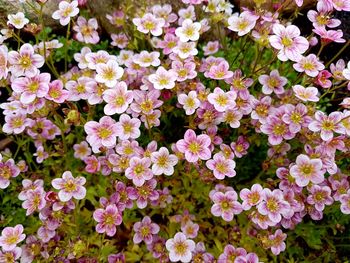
[1,0,350,262]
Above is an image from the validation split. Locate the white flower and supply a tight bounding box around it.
[173,41,198,59]
[175,19,201,42]
[343,61,350,80]
[148,66,178,90]
[151,147,178,176]
[52,0,79,26]
[7,12,29,29]
[95,60,124,88]
[178,91,200,115]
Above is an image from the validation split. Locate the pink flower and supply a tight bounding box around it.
[218,245,247,263]
[203,41,219,56]
[175,19,201,42]
[51,171,86,202]
[292,85,319,102]
[131,179,159,209]
[307,185,333,211]
[93,204,122,237]
[308,111,344,141]
[165,232,195,263]
[0,247,22,262]
[176,129,211,163]
[148,66,178,90]
[132,13,165,36]
[0,224,25,251]
[257,189,291,223]
[282,103,312,133]
[258,70,287,95]
[7,12,29,29]
[125,157,153,187]
[181,221,199,239]
[133,216,159,244]
[205,61,233,80]
[293,54,325,77]
[22,188,46,215]
[46,79,69,103]
[230,136,249,158]
[115,114,141,140]
[260,116,295,145]
[95,60,124,88]
[73,16,99,44]
[173,41,198,59]
[269,229,287,255]
[206,153,236,180]
[111,33,129,49]
[178,91,200,115]
[8,43,44,77]
[313,27,346,43]
[227,12,258,36]
[2,113,30,135]
[52,0,79,26]
[102,81,133,115]
[315,70,332,88]
[239,183,263,210]
[339,189,350,214]
[11,72,50,104]
[151,147,178,176]
[289,154,324,187]
[158,33,179,55]
[307,9,341,29]
[73,141,91,160]
[171,60,197,82]
[0,159,20,189]
[211,190,242,221]
[84,116,119,153]
[207,87,236,112]
[269,24,309,61]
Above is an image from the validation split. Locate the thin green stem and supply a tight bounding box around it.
[64,20,71,72]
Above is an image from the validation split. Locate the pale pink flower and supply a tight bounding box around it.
[132,13,165,36]
[133,216,159,244]
[0,247,22,262]
[181,221,199,239]
[339,189,350,214]
[206,153,236,180]
[308,111,344,141]
[95,60,124,88]
[260,116,295,145]
[52,0,79,26]
[2,114,30,135]
[307,185,333,211]
[178,91,200,115]
[0,45,8,80]
[86,50,115,70]
[0,225,25,251]
[65,76,93,101]
[152,4,177,26]
[211,190,243,221]
[207,87,236,112]
[258,69,287,95]
[125,157,153,187]
[73,141,91,160]
[22,188,46,215]
[269,24,309,61]
[343,61,350,80]
[73,46,91,69]
[130,89,163,115]
[110,33,129,49]
[102,81,133,115]
[158,33,179,55]
[175,19,201,42]
[307,9,341,29]
[269,229,287,255]
[106,10,124,27]
[8,43,44,77]
[239,183,263,210]
[151,147,178,176]
[165,232,195,263]
[227,12,258,36]
[205,61,233,80]
[11,72,50,104]
[217,245,247,263]
[84,116,119,152]
[115,114,141,140]
[93,204,122,236]
[171,60,197,82]
[7,12,29,29]
[176,129,211,163]
[290,154,325,187]
[34,145,48,164]
[172,41,198,59]
[332,0,350,11]
[133,51,160,68]
[293,54,325,77]
[51,171,86,202]
[257,189,291,223]
[148,66,178,90]
[0,159,20,189]
[222,108,243,128]
[46,79,69,103]
[203,41,219,56]
[73,16,99,44]
[295,0,303,6]
[292,85,319,102]
[282,103,312,133]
